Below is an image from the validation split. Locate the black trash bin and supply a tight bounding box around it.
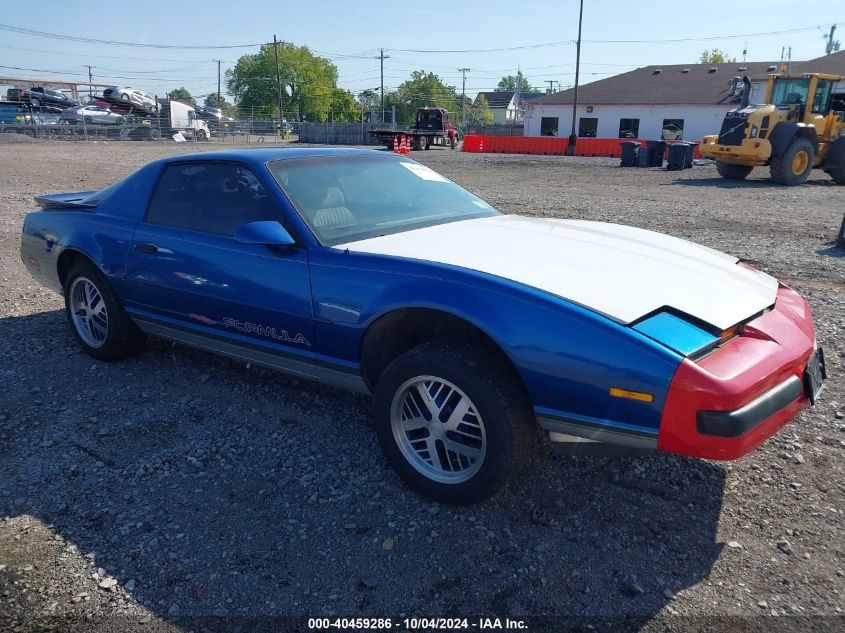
[636,146,651,167]
[667,143,689,171]
[620,141,639,167]
[647,140,667,167]
[685,143,698,168]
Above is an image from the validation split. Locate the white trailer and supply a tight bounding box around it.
[122,100,211,141]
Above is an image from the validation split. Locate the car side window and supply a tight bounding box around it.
[146,163,282,236]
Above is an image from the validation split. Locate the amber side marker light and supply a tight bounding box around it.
[609,387,654,403]
[720,325,740,342]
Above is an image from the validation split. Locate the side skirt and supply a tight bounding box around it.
[131,314,370,395]
[536,409,658,454]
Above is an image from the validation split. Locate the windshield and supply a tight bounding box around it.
[770,78,809,106]
[267,155,499,245]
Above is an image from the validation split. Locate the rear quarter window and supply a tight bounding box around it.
[146,162,282,236]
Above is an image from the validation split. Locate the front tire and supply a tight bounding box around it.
[64,260,145,361]
[716,161,753,180]
[373,341,533,504]
[770,137,814,185]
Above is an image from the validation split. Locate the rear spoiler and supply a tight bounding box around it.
[34,191,98,210]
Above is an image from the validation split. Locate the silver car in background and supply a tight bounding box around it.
[103,87,158,112]
[60,105,125,126]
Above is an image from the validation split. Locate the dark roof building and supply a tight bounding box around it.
[475,91,517,108]
[525,51,845,141]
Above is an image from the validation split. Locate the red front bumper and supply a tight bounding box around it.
[657,284,817,460]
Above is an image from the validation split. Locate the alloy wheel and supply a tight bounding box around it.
[390,375,487,484]
[69,277,109,348]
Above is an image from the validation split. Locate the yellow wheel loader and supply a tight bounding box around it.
[700,73,845,186]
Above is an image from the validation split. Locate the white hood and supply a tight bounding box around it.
[337,215,778,330]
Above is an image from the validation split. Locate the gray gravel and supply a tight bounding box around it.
[0,141,843,632]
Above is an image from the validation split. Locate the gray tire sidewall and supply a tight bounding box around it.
[373,343,522,504]
[63,260,143,361]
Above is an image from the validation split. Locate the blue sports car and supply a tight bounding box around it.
[20,148,826,504]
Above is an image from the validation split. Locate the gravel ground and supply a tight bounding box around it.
[0,139,843,633]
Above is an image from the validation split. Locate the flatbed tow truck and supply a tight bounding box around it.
[369,107,458,150]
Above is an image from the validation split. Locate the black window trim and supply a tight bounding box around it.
[143,159,301,244]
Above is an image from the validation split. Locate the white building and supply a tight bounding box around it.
[525,51,845,142]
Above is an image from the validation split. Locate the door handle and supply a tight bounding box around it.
[134,242,158,255]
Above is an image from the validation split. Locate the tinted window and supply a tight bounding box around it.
[771,78,809,106]
[147,163,280,236]
[578,117,598,137]
[540,117,558,136]
[811,79,833,114]
[618,118,639,138]
[661,119,684,140]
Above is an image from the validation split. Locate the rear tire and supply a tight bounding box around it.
[31,97,41,107]
[827,168,845,185]
[770,136,814,186]
[373,341,534,504]
[716,161,753,180]
[64,259,145,361]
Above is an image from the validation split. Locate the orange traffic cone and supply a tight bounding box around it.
[404,135,412,153]
[399,135,407,154]
[392,135,399,154]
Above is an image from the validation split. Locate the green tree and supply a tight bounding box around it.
[167,87,194,104]
[387,71,459,125]
[699,49,736,64]
[328,88,358,122]
[226,42,339,121]
[496,75,534,93]
[466,93,494,125]
[357,89,379,108]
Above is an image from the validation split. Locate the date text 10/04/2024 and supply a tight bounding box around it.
[307,617,528,630]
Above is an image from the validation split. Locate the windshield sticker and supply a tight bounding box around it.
[400,162,449,182]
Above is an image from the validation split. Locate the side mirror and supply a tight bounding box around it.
[234,221,295,247]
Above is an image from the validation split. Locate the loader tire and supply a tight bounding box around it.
[770,137,814,186]
[716,162,753,180]
[828,168,845,185]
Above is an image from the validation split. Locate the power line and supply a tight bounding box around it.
[582,25,832,44]
[0,43,234,63]
[0,23,263,49]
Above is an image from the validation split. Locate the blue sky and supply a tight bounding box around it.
[0,0,840,103]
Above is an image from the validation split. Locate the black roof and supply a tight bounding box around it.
[531,51,845,107]
[474,91,515,108]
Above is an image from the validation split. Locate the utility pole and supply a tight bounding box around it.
[566,0,584,156]
[514,68,523,124]
[273,35,284,123]
[742,42,748,63]
[375,49,390,123]
[214,59,222,105]
[825,24,840,55]
[545,79,556,94]
[788,46,792,73]
[85,65,93,98]
[458,68,470,125]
